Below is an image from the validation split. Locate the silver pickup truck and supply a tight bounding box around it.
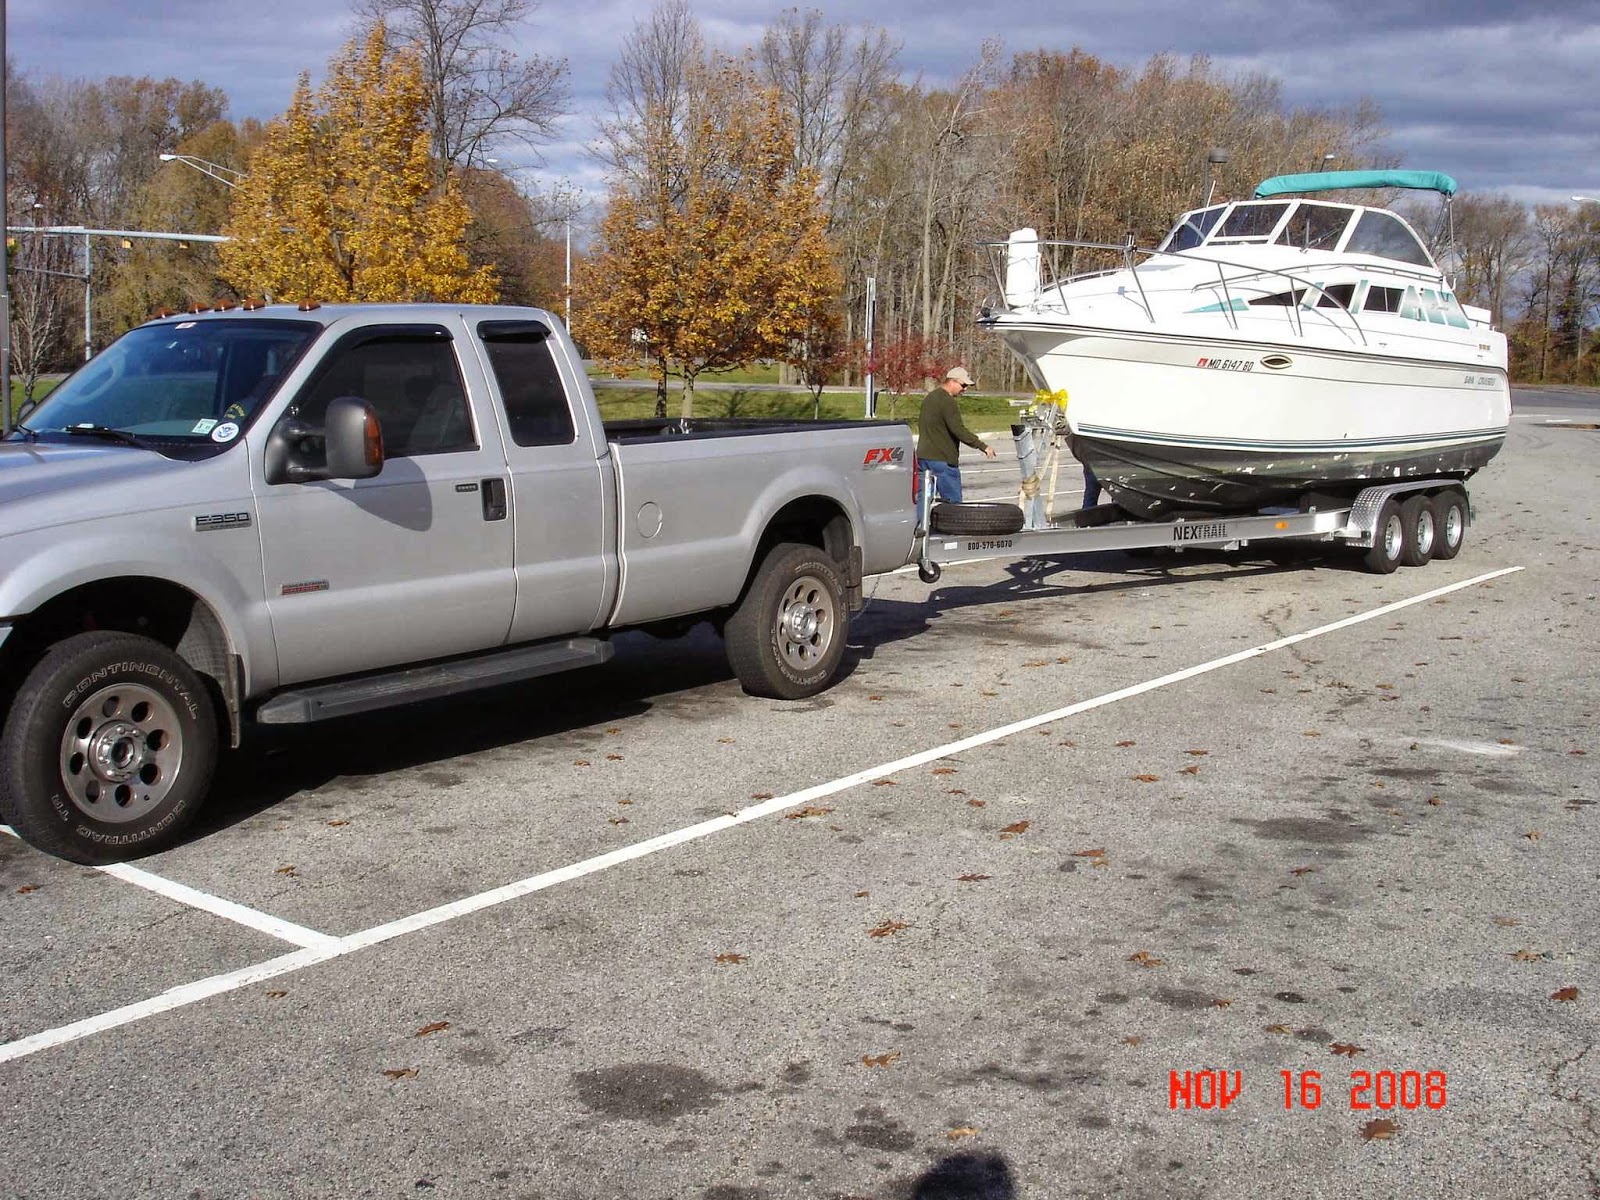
[0,304,917,864]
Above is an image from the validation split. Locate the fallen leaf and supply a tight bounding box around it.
[1375,683,1394,690]
[1122,1036,1143,1046]
[1023,660,1049,668]
[1072,847,1107,858]
[980,690,998,697]
[275,865,297,877]
[573,759,591,767]
[861,1051,900,1068]
[1330,1043,1364,1057]
[609,816,630,825]
[265,990,287,999]
[1265,1024,1293,1035]
[1524,831,1542,841]
[784,805,833,820]
[1512,948,1546,962]
[717,737,735,744]
[932,767,957,776]
[873,779,898,787]
[605,728,621,735]
[1090,858,1110,868]
[382,1068,418,1080]
[999,820,1030,838]
[946,1127,980,1140]
[752,792,775,800]
[948,788,968,796]
[1131,774,1160,783]
[1185,749,1210,757]
[1210,998,1233,1009]
[15,885,39,894]
[606,754,623,761]
[617,798,633,806]
[948,722,963,729]
[1552,986,1581,1003]
[1571,749,1588,756]
[869,694,884,701]
[853,890,870,898]
[1303,731,1321,738]
[715,953,747,965]
[1180,765,1201,776]
[967,799,986,808]
[868,920,909,938]
[1491,916,1520,927]
[414,1021,451,1037]
[1127,951,1163,968]
[1361,1118,1399,1141]
[958,873,992,882]
[326,819,349,828]
[1116,740,1136,748]
[1498,738,1516,745]
[1291,866,1315,876]
[1260,688,1277,694]
[1056,656,1071,664]
[1426,796,1443,807]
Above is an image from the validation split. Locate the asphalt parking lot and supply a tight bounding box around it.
[1,387,1596,1199]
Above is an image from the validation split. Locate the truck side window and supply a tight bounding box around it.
[478,322,576,447]
[296,330,475,457]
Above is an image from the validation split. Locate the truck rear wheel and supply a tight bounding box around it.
[0,632,217,864]
[725,543,849,700]
[1399,494,1436,566]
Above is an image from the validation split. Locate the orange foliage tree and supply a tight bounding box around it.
[220,24,497,304]
[581,60,840,418]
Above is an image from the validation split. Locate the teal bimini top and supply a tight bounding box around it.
[1253,170,1459,199]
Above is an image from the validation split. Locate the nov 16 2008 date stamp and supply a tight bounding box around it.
[1169,1068,1448,1111]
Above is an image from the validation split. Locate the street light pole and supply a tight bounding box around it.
[2,0,12,436]
[565,217,572,335]
[157,153,243,189]
[1573,199,1599,369]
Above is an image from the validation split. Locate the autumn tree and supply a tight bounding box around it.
[870,331,951,419]
[220,24,497,304]
[582,59,840,418]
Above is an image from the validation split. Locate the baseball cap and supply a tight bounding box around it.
[945,366,974,386]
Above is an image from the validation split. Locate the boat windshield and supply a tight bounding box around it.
[1344,209,1435,267]
[19,318,321,450]
[1161,205,1226,252]
[1275,202,1354,251]
[1212,201,1292,242]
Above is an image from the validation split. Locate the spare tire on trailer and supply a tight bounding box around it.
[929,502,1027,536]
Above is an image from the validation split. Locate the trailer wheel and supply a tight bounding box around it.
[1399,494,1436,567]
[0,632,218,864]
[929,502,1027,536]
[1432,490,1467,561]
[1361,499,1405,574]
[725,543,849,700]
[917,561,942,584]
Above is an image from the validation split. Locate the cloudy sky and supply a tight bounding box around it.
[11,0,1600,209]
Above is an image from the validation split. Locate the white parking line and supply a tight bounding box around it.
[0,564,1522,1066]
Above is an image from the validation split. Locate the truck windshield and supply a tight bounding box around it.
[21,318,320,449]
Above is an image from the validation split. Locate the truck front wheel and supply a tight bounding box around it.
[0,632,218,864]
[725,543,849,700]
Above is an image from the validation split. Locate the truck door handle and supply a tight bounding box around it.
[481,477,507,522]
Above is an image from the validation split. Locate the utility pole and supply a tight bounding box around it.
[863,276,876,419]
[2,0,13,436]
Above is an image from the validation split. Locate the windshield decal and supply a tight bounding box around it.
[211,422,240,443]
[191,419,219,434]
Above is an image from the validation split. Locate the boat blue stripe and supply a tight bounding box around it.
[1076,425,1505,451]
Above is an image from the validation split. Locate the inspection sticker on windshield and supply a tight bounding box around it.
[191,419,218,434]
[210,422,240,443]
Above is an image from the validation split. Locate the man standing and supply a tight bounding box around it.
[917,366,996,503]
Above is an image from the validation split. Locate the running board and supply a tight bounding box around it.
[255,638,614,725]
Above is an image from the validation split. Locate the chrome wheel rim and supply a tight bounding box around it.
[775,574,835,673]
[1382,514,1403,560]
[59,683,184,823]
[1444,504,1463,548]
[1414,509,1436,557]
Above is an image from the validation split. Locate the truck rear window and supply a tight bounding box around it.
[478,321,576,447]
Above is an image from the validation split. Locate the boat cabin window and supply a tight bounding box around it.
[1161,205,1226,252]
[1345,211,1434,267]
[1276,203,1352,252]
[1362,285,1404,313]
[1213,201,1291,242]
[1248,288,1308,307]
[1315,283,1357,309]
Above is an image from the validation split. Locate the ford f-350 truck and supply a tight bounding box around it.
[0,305,918,864]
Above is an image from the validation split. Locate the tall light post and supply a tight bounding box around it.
[1573,199,1599,368]
[157,153,243,189]
[1201,147,1228,206]
[565,216,572,335]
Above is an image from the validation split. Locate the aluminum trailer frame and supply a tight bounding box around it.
[913,477,1467,583]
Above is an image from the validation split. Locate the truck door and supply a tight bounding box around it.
[473,319,612,642]
[254,323,516,685]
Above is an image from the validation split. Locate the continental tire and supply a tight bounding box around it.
[929,502,1027,536]
[0,632,217,864]
[1361,498,1404,574]
[725,543,849,700]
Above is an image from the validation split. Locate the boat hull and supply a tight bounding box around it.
[988,321,1509,518]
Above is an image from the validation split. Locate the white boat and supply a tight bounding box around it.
[979,170,1510,519]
